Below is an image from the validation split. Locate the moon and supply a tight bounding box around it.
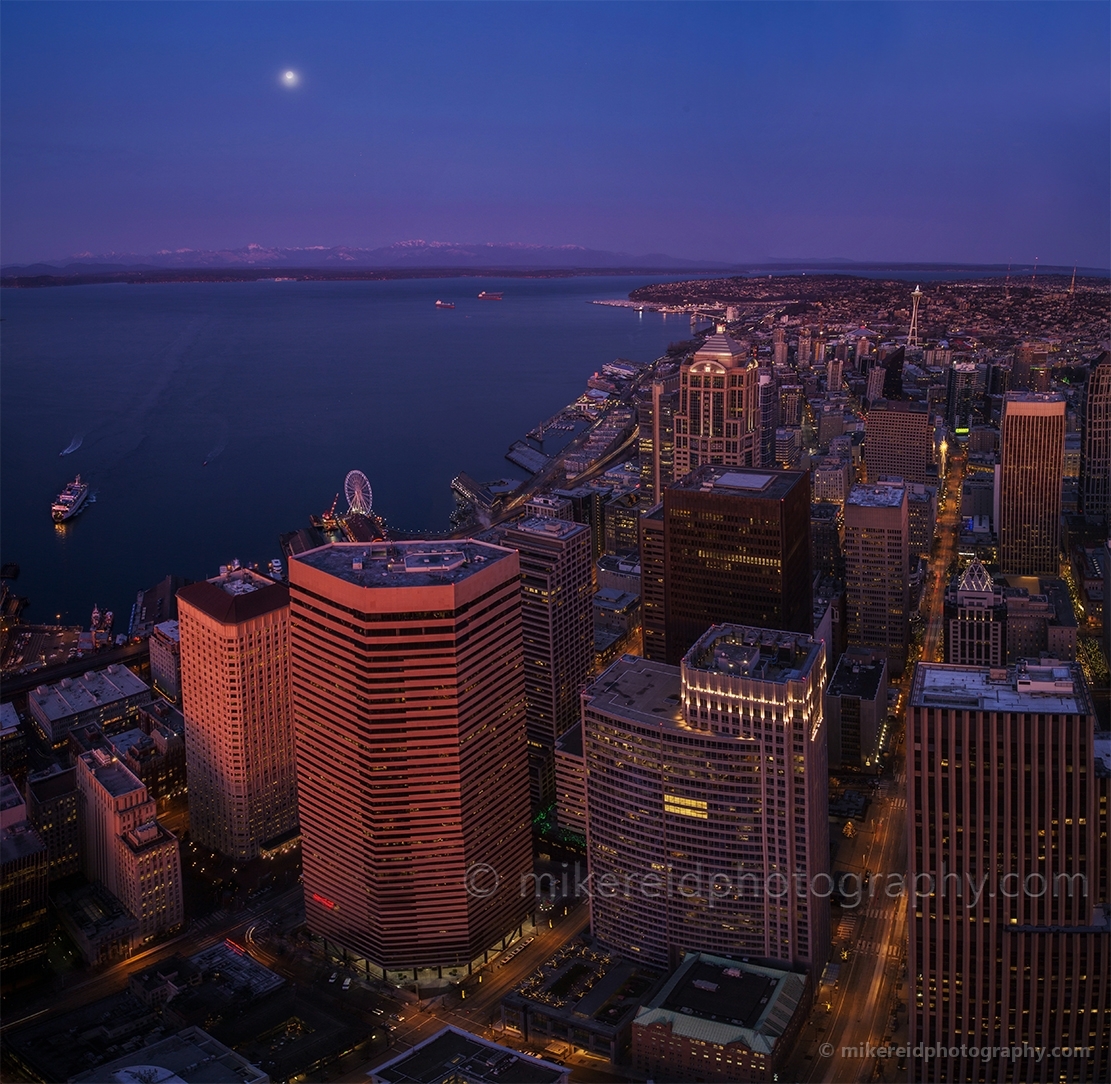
[282,70,299,87]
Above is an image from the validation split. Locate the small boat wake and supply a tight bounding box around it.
[60,433,84,456]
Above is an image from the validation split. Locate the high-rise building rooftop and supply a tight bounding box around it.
[293,539,511,588]
[176,568,287,623]
[684,625,823,685]
[670,465,800,499]
[846,483,906,508]
[909,659,1090,716]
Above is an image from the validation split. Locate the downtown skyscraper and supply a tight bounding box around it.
[1082,351,1110,526]
[663,465,812,665]
[908,661,1110,1083]
[863,399,934,485]
[498,517,593,808]
[998,392,1065,576]
[177,567,298,860]
[288,540,531,976]
[583,625,830,971]
[673,331,759,477]
[76,750,184,944]
[844,482,910,675]
[637,371,680,503]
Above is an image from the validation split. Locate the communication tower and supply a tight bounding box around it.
[908,285,922,349]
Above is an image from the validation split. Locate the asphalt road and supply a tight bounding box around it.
[786,455,966,1083]
[346,901,592,1082]
[0,638,149,700]
[921,453,966,664]
[784,752,908,1084]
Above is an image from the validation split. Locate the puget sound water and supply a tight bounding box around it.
[1,275,688,628]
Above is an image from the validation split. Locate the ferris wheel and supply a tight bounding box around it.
[344,470,373,516]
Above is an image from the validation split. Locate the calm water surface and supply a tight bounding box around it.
[1,276,686,627]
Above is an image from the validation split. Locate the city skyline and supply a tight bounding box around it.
[3,264,1108,1083]
[2,2,1109,1080]
[2,2,1108,267]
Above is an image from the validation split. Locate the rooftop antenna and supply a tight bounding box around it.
[1031,257,1038,284]
[1004,264,1011,301]
[1069,266,1076,295]
[908,285,922,349]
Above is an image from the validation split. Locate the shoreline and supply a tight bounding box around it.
[0,266,720,290]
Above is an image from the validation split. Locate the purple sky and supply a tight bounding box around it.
[2,1,1108,267]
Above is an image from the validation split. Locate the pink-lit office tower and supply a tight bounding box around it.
[909,661,1110,1083]
[998,392,1066,576]
[288,541,532,981]
[177,568,298,860]
[76,749,184,944]
[673,330,759,477]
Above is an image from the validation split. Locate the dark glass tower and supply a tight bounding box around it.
[663,465,812,664]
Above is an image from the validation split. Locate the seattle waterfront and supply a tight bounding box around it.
[1,275,684,628]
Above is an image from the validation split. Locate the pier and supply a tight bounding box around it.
[505,440,552,474]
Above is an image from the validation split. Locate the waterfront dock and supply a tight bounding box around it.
[506,441,552,474]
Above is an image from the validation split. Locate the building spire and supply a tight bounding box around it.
[908,285,922,348]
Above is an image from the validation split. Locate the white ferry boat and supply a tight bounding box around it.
[52,475,89,522]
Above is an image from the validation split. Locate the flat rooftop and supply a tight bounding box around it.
[372,1025,564,1084]
[188,941,286,999]
[506,516,587,541]
[30,665,150,724]
[27,765,77,803]
[1002,576,1077,629]
[0,773,23,815]
[685,625,822,685]
[293,540,513,590]
[507,943,663,1032]
[1095,734,1111,779]
[54,881,138,940]
[109,728,151,759]
[0,701,19,735]
[911,661,1091,716]
[1003,391,1065,408]
[70,1026,268,1084]
[526,495,572,509]
[584,656,682,731]
[122,819,176,856]
[635,952,808,1056]
[554,722,582,758]
[80,749,146,799]
[827,655,886,702]
[670,464,804,500]
[594,588,638,611]
[596,554,640,574]
[152,619,180,642]
[867,399,929,415]
[847,483,905,509]
[1,822,46,864]
[138,698,186,737]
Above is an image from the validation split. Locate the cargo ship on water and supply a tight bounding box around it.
[434,299,455,309]
[477,290,503,300]
[52,475,89,522]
